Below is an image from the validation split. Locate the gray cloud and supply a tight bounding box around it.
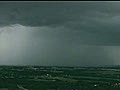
[0,24,117,66]
[0,2,115,26]
[0,2,120,66]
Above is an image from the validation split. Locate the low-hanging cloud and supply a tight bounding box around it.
[0,24,118,66]
[0,2,120,66]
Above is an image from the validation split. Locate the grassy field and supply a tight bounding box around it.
[0,66,120,90]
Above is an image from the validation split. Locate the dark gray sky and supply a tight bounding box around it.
[0,1,120,66]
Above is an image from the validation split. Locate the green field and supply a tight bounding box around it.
[0,66,120,90]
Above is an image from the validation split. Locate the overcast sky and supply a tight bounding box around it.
[0,1,120,66]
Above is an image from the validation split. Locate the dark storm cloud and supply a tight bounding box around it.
[0,2,120,45]
[0,2,120,66]
[0,2,116,26]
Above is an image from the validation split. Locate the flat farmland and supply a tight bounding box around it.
[0,66,120,90]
